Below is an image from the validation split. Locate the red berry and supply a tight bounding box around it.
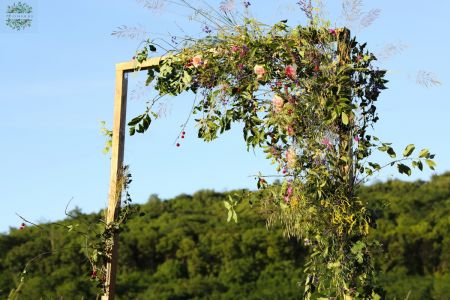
[182,131,186,135]
[181,135,185,139]
[21,223,26,227]
[132,56,136,60]
[19,227,23,230]
[176,143,180,147]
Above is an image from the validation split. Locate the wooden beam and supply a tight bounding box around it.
[102,69,128,300]
[116,56,165,73]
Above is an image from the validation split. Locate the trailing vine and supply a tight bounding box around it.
[89,165,141,291]
[8,165,141,298]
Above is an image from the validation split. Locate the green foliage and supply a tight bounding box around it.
[100,120,113,154]
[1,174,450,299]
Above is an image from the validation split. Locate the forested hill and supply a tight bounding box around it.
[1,173,449,299]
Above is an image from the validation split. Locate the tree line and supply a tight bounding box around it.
[1,173,449,299]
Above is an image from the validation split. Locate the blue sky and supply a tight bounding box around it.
[0,0,449,232]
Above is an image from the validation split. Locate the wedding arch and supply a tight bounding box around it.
[99,20,434,300]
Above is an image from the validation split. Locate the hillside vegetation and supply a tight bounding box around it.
[1,173,449,299]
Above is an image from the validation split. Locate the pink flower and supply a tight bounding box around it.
[321,137,332,149]
[272,95,284,113]
[192,55,202,67]
[285,146,297,168]
[231,45,239,52]
[329,28,336,35]
[287,125,295,136]
[254,64,266,79]
[287,186,293,197]
[354,136,360,142]
[285,64,297,79]
[284,195,290,203]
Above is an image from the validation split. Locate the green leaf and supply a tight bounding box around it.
[128,115,143,126]
[419,149,430,158]
[183,71,192,85]
[397,163,412,176]
[136,124,144,133]
[223,201,231,209]
[425,159,436,170]
[371,292,381,300]
[368,162,381,170]
[341,112,349,125]
[387,147,396,158]
[143,114,151,130]
[232,211,238,223]
[403,144,415,157]
[417,160,423,171]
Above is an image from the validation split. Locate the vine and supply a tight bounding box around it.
[9,165,140,298]
[89,165,141,291]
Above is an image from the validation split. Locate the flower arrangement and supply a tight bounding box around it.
[126,4,435,299]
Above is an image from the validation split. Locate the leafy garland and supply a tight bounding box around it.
[128,16,435,299]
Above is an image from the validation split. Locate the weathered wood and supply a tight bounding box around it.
[102,69,128,300]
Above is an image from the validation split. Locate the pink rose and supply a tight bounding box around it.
[192,55,202,67]
[272,95,284,113]
[254,64,266,79]
[285,64,297,79]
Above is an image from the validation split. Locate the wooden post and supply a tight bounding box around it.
[337,29,358,298]
[100,57,162,300]
[102,69,128,300]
